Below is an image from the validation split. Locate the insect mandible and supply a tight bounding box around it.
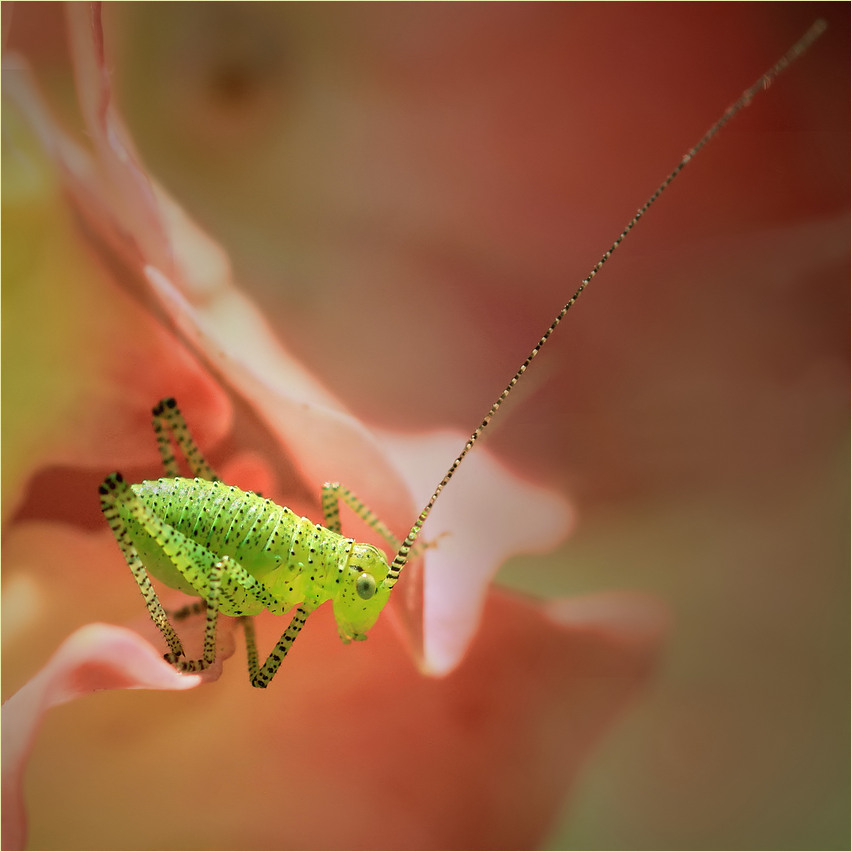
[99,20,826,688]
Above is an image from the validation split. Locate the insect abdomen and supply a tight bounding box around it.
[129,478,353,616]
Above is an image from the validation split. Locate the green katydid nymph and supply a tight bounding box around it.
[100,20,827,688]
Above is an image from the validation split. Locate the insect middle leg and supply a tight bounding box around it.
[162,555,229,673]
[240,604,316,689]
[151,397,219,480]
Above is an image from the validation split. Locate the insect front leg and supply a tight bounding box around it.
[321,482,401,549]
[151,397,219,480]
[240,604,316,689]
[322,482,436,560]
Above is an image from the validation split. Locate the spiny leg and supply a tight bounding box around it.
[322,482,401,549]
[322,482,436,558]
[241,617,260,682]
[99,473,184,659]
[241,604,315,689]
[152,397,219,481]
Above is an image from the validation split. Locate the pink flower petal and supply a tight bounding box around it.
[7,590,665,850]
[1,515,659,850]
[2,49,231,515]
[1,625,200,851]
[1,517,245,850]
[65,2,172,275]
[378,428,574,673]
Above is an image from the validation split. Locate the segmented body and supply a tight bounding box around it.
[126,477,361,618]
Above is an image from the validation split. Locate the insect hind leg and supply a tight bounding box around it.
[100,473,236,674]
[99,472,184,659]
[152,397,219,480]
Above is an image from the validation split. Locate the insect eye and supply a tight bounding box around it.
[355,572,376,600]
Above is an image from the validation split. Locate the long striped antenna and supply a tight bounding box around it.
[381,19,827,591]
